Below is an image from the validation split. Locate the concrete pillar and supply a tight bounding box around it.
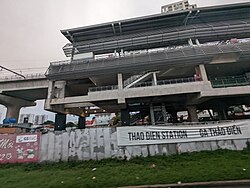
[195,39,200,45]
[47,81,55,99]
[197,64,208,81]
[153,72,158,86]
[187,106,198,122]
[169,110,178,123]
[44,81,55,111]
[117,73,126,104]
[118,73,123,90]
[161,104,168,123]
[121,109,130,126]
[55,81,66,98]
[188,38,194,46]
[150,104,155,125]
[0,94,35,121]
[217,107,228,120]
[54,113,66,131]
[70,47,75,61]
[47,81,66,99]
[78,116,86,129]
[208,109,214,120]
[6,105,21,120]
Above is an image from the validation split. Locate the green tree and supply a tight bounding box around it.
[42,120,54,125]
[66,122,77,127]
[112,113,121,125]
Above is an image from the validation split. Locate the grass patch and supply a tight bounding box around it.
[0,150,250,188]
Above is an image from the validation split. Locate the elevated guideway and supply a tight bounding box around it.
[0,72,48,101]
[0,70,49,120]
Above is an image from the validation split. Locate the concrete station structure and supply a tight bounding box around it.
[1,2,250,130]
[45,2,250,129]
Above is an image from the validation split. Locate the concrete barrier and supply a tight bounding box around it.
[39,126,250,162]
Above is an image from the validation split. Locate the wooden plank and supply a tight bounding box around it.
[61,132,70,161]
[168,144,177,155]
[155,145,160,155]
[39,133,49,162]
[141,145,148,157]
[148,145,157,156]
[75,129,83,160]
[89,128,97,160]
[47,132,55,161]
[0,128,18,134]
[233,139,247,150]
[103,128,111,158]
[54,133,62,162]
[131,146,142,157]
[217,140,236,150]
[82,128,91,160]
[201,141,213,151]
[96,128,105,160]
[110,130,118,158]
[124,146,133,160]
[161,144,168,155]
[68,130,76,159]
[210,141,219,151]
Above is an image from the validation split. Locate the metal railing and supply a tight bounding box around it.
[0,67,47,82]
[88,85,118,92]
[123,74,142,87]
[88,77,197,92]
[0,73,46,82]
[158,77,195,85]
[50,59,71,66]
[211,75,249,88]
[131,77,196,88]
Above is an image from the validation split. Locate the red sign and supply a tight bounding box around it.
[0,133,40,164]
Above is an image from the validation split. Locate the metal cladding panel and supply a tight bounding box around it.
[61,3,250,45]
[47,43,250,81]
[182,48,204,56]
[66,21,250,55]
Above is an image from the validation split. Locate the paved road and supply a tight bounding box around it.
[119,179,250,188]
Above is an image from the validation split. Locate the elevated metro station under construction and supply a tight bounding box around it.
[45,2,250,130]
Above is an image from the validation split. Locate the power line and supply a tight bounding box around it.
[0,65,25,79]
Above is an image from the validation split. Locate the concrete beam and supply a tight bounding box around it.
[201,86,250,98]
[0,94,35,107]
[6,106,21,120]
[0,94,35,120]
[211,53,240,64]
[187,105,198,122]
[0,79,48,92]
[64,102,95,108]
[49,81,209,105]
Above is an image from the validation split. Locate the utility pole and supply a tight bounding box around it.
[0,65,25,79]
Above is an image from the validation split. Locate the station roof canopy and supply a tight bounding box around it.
[61,2,250,44]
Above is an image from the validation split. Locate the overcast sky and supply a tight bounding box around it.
[0,0,249,70]
[0,0,249,122]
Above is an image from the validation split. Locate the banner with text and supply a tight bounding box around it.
[0,133,40,163]
[117,121,250,146]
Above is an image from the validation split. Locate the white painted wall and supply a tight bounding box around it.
[39,127,249,162]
